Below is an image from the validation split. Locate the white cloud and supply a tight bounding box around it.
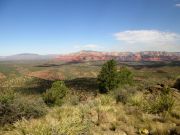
[74,44,103,50]
[84,44,99,49]
[114,30,180,44]
[114,30,180,51]
[175,3,180,7]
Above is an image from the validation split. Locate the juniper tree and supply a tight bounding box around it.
[97,60,119,93]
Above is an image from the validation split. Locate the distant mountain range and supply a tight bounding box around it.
[0,53,57,61]
[56,51,180,62]
[0,51,180,62]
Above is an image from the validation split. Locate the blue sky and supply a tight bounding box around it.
[0,0,180,55]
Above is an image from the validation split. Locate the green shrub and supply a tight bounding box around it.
[43,81,68,105]
[0,88,14,104]
[118,67,133,85]
[97,60,119,93]
[0,89,15,125]
[14,96,47,119]
[0,89,47,126]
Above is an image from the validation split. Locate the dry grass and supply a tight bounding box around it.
[1,61,180,135]
[2,92,179,135]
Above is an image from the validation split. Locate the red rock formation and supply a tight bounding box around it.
[56,51,180,62]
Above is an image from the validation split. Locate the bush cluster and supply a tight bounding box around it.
[115,86,175,114]
[43,81,68,105]
[0,89,47,126]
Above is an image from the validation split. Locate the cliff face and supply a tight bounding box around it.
[56,51,180,62]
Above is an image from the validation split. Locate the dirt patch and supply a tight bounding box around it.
[27,69,64,80]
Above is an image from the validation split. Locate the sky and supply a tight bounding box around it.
[0,0,180,56]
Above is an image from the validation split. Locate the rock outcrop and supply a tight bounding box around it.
[56,50,180,62]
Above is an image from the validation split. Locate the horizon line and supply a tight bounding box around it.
[1,50,180,57]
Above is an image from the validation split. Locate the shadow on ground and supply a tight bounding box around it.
[34,61,84,68]
[14,77,98,95]
[15,78,53,94]
[65,77,98,93]
[126,61,180,70]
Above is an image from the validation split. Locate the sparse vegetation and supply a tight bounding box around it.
[149,87,175,114]
[0,88,47,126]
[0,61,180,135]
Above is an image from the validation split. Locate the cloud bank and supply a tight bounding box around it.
[175,3,180,7]
[114,30,180,52]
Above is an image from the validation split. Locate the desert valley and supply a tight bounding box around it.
[1,0,180,134]
[0,51,180,135]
